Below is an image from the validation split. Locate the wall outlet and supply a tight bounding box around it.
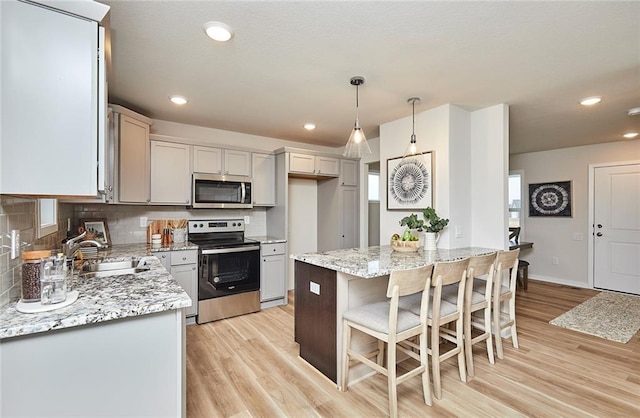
[455,226,463,238]
[552,257,559,265]
[310,281,320,295]
[10,230,20,260]
[140,217,148,228]
[244,215,250,225]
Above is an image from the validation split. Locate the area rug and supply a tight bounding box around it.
[549,291,640,343]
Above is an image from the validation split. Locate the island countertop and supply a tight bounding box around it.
[291,245,499,279]
[0,243,196,340]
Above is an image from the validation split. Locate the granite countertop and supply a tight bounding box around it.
[0,243,197,340]
[247,236,287,244]
[291,245,499,279]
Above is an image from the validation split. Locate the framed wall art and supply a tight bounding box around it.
[528,181,572,217]
[387,151,433,210]
[79,218,112,247]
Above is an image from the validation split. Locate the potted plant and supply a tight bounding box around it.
[422,207,449,250]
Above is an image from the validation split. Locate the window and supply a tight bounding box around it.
[508,173,522,228]
[368,172,379,201]
[36,198,58,238]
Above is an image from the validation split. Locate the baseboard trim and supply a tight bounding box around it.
[529,275,591,289]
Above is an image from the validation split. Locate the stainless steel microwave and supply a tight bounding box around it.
[192,173,253,209]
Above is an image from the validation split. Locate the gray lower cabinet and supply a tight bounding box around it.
[157,250,198,318]
[260,242,287,308]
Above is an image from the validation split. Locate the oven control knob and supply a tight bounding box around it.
[213,276,220,283]
[199,223,204,228]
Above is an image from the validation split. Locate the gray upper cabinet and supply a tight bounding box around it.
[0,0,109,196]
[116,109,152,203]
[150,141,191,205]
[340,159,358,186]
[193,146,251,177]
[252,153,276,206]
[289,153,339,177]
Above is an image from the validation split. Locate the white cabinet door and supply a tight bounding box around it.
[316,156,340,177]
[156,252,171,271]
[252,153,275,206]
[119,114,150,203]
[289,153,316,174]
[150,141,191,205]
[1,0,102,195]
[261,255,286,302]
[340,159,358,186]
[224,150,251,176]
[193,146,222,174]
[171,264,197,317]
[340,186,358,249]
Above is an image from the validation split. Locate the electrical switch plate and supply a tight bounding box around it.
[310,281,320,295]
[10,230,20,260]
[140,217,148,227]
[455,226,463,238]
[573,233,583,241]
[244,215,250,225]
[552,257,559,265]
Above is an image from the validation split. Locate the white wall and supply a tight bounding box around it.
[510,139,640,287]
[359,137,380,247]
[379,104,507,249]
[287,178,318,290]
[470,104,510,250]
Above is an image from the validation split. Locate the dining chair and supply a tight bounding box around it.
[340,265,434,418]
[399,257,470,399]
[493,249,521,359]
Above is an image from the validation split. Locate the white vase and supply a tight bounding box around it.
[424,232,439,251]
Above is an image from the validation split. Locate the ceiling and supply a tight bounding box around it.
[101,1,640,155]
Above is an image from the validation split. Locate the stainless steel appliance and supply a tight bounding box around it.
[191,173,253,209]
[189,219,260,324]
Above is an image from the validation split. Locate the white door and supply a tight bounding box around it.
[594,164,640,294]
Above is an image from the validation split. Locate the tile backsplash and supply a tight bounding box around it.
[71,205,267,244]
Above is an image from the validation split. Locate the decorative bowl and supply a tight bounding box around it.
[390,239,420,252]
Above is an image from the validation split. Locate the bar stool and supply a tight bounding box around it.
[517,260,529,290]
[399,258,469,399]
[493,249,520,359]
[341,265,434,418]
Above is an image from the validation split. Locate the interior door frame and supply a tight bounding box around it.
[587,159,640,289]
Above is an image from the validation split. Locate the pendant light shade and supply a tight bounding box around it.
[343,76,372,158]
[402,97,422,161]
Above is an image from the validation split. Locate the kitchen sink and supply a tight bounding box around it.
[79,257,154,277]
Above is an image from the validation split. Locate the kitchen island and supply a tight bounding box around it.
[0,243,194,418]
[291,245,497,387]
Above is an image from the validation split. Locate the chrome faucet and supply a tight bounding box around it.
[62,231,106,258]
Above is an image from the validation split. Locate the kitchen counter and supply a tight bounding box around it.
[291,245,497,278]
[292,245,500,386]
[0,242,196,339]
[1,242,195,417]
[247,235,287,244]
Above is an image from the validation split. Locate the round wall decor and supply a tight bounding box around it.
[528,181,572,217]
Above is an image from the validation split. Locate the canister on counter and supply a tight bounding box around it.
[21,250,52,302]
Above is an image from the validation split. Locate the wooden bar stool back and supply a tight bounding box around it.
[463,252,497,377]
[424,258,470,399]
[341,264,434,417]
[493,249,520,359]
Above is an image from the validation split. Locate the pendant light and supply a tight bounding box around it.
[343,76,372,158]
[403,97,421,158]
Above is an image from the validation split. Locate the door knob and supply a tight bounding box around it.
[596,232,603,237]
[597,224,603,228]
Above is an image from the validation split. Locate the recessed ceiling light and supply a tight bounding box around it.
[203,21,234,42]
[169,95,188,105]
[304,123,316,131]
[628,107,640,116]
[623,132,638,139]
[579,96,602,106]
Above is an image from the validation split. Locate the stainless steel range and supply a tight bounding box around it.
[188,219,260,324]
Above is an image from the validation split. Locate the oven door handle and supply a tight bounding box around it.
[201,245,260,255]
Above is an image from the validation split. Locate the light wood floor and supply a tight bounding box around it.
[186,281,640,417]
